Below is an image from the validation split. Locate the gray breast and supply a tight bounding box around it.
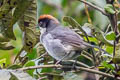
[40,33,66,60]
[40,33,81,60]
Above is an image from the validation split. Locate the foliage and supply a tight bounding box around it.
[0,0,120,80]
[0,69,35,80]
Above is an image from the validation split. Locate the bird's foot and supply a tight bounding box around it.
[55,60,62,65]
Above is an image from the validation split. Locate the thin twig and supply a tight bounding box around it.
[68,60,90,68]
[91,48,97,66]
[14,47,24,63]
[100,69,112,80]
[77,0,108,16]
[106,0,118,70]
[38,76,47,80]
[74,66,118,79]
[39,73,62,77]
[18,65,62,71]
[104,24,111,34]
[17,64,120,79]
[81,53,93,63]
[82,50,93,58]
[84,0,92,24]
[35,52,48,61]
[113,6,118,71]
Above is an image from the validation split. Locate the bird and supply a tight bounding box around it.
[38,14,108,61]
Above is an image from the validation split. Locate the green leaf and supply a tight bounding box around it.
[0,0,23,40]
[82,23,113,46]
[106,46,113,54]
[105,31,116,40]
[0,42,14,50]
[10,72,19,80]
[104,4,115,14]
[7,65,22,69]
[82,23,93,36]
[23,28,37,52]
[0,0,20,19]
[61,0,67,7]
[17,0,37,52]
[63,72,83,80]
[87,37,98,44]
[14,47,25,63]
[24,60,35,76]
[101,61,114,70]
[95,31,113,46]
[0,11,16,40]
[0,58,6,67]
[17,0,37,31]
[0,33,10,42]
[41,67,53,73]
[0,69,36,80]
[27,48,37,60]
[63,16,82,29]
[11,0,32,27]
[112,44,120,64]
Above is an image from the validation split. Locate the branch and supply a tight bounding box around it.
[38,76,47,80]
[75,66,116,79]
[68,60,90,68]
[77,0,108,16]
[18,65,62,71]
[106,0,118,71]
[39,73,62,77]
[17,64,119,79]
[84,0,92,24]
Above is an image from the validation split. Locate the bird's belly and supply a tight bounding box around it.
[42,40,66,60]
[42,40,80,60]
[41,34,80,60]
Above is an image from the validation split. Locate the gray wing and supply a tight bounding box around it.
[49,26,88,49]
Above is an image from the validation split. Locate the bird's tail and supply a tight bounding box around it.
[82,42,110,55]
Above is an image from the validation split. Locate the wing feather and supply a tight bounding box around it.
[50,26,88,49]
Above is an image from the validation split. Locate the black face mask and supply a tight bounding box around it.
[38,18,50,28]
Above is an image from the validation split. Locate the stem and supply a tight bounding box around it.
[106,0,118,70]
[18,65,62,71]
[68,60,90,68]
[35,52,48,61]
[38,76,47,80]
[39,73,62,77]
[77,0,108,16]
[84,0,92,24]
[17,64,120,79]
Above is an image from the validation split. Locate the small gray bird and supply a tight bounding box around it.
[38,14,107,61]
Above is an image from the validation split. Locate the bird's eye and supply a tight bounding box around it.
[39,22,43,26]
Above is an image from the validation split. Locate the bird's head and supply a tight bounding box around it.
[38,14,59,29]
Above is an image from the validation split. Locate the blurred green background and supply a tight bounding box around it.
[0,0,109,65]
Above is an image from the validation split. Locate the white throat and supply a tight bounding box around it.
[40,27,46,34]
[40,27,46,43]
